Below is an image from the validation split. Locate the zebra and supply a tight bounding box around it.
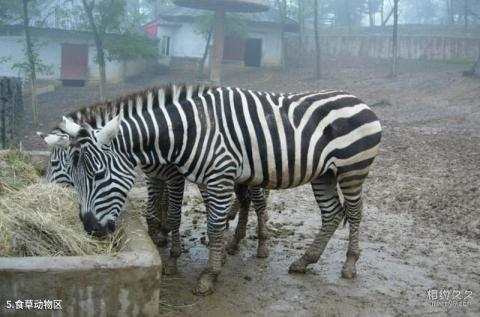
[50,84,382,295]
[38,88,270,261]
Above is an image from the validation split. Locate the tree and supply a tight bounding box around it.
[464,0,469,29]
[390,0,399,78]
[194,13,247,78]
[297,0,305,58]
[275,0,288,68]
[470,53,480,77]
[22,0,38,126]
[80,0,122,100]
[465,47,480,77]
[79,0,158,100]
[0,0,50,127]
[314,0,321,79]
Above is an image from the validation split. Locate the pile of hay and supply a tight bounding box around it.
[0,150,41,194]
[0,184,123,257]
[0,151,124,257]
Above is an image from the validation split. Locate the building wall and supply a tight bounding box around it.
[0,34,146,83]
[0,36,62,79]
[247,25,283,67]
[157,22,285,67]
[168,24,206,59]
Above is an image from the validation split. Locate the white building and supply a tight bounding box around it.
[145,6,298,68]
[0,25,147,85]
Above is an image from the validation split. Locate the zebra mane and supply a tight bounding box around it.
[53,83,215,131]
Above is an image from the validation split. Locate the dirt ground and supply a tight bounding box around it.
[23,57,479,316]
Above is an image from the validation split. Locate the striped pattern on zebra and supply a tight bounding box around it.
[51,84,382,295]
[39,85,270,261]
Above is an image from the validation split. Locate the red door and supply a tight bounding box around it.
[223,37,245,62]
[61,44,88,80]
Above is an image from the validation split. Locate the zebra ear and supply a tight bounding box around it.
[42,133,69,148]
[97,115,121,146]
[60,116,81,137]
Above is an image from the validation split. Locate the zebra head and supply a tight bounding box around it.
[38,131,73,186]
[51,116,136,237]
[47,147,73,186]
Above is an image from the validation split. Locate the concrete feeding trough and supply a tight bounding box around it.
[0,151,162,316]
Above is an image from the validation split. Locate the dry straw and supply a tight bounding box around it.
[0,150,41,194]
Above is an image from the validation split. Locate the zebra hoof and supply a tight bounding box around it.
[192,272,216,296]
[288,259,308,274]
[163,258,178,275]
[341,252,359,279]
[226,241,239,255]
[256,246,269,258]
[151,234,168,248]
[341,264,357,279]
[221,250,227,265]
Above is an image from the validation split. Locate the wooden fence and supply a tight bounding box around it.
[0,77,23,149]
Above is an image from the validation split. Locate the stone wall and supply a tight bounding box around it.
[288,34,480,63]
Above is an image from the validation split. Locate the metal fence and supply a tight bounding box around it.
[0,77,23,149]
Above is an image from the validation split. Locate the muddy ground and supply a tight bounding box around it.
[23,57,479,316]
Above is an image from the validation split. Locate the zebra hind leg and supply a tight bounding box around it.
[289,171,345,274]
[226,185,250,255]
[338,173,366,279]
[251,187,269,258]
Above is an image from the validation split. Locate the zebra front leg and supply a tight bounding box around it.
[289,172,344,273]
[226,185,250,255]
[200,185,228,265]
[339,178,365,279]
[250,187,269,258]
[163,178,185,275]
[193,184,233,295]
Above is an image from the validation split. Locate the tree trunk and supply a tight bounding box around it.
[345,0,352,32]
[446,0,451,24]
[464,0,468,30]
[22,0,38,127]
[314,0,321,79]
[390,0,399,77]
[298,0,304,60]
[97,43,106,100]
[472,54,480,76]
[209,8,225,84]
[198,27,212,78]
[382,7,394,26]
[81,0,106,100]
[275,0,287,69]
[465,49,480,77]
[368,0,375,26]
[381,0,384,25]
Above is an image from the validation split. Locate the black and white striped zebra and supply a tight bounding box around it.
[39,88,270,262]
[51,84,381,295]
